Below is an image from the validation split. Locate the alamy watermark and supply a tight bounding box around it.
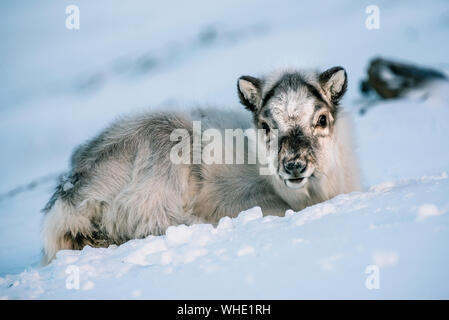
[65,265,80,290]
[65,5,80,30]
[365,5,380,30]
[365,264,380,290]
[169,122,278,176]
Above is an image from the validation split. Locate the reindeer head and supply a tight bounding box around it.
[237,67,347,189]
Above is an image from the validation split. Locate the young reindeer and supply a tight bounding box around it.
[41,66,361,264]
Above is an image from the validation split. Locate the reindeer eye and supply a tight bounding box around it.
[261,122,270,133]
[318,115,327,128]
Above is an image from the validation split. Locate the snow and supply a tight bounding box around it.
[237,246,255,257]
[1,0,449,299]
[372,251,399,267]
[1,174,449,299]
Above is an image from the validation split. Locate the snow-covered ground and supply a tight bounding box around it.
[1,0,448,299]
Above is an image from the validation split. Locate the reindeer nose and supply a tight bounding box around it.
[283,159,307,175]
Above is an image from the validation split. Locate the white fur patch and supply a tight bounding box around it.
[327,70,346,95]
[238,79,260,105]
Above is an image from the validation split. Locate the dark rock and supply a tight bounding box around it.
[360,57,447,99]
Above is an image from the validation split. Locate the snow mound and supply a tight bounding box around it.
[1,0,449,299]
[1,173,448,299]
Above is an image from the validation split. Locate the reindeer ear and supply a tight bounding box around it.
[237,76,262,112]
[319,67,347,105]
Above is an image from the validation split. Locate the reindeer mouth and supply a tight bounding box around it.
[280,167,315,190]
[284,177,307,189]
